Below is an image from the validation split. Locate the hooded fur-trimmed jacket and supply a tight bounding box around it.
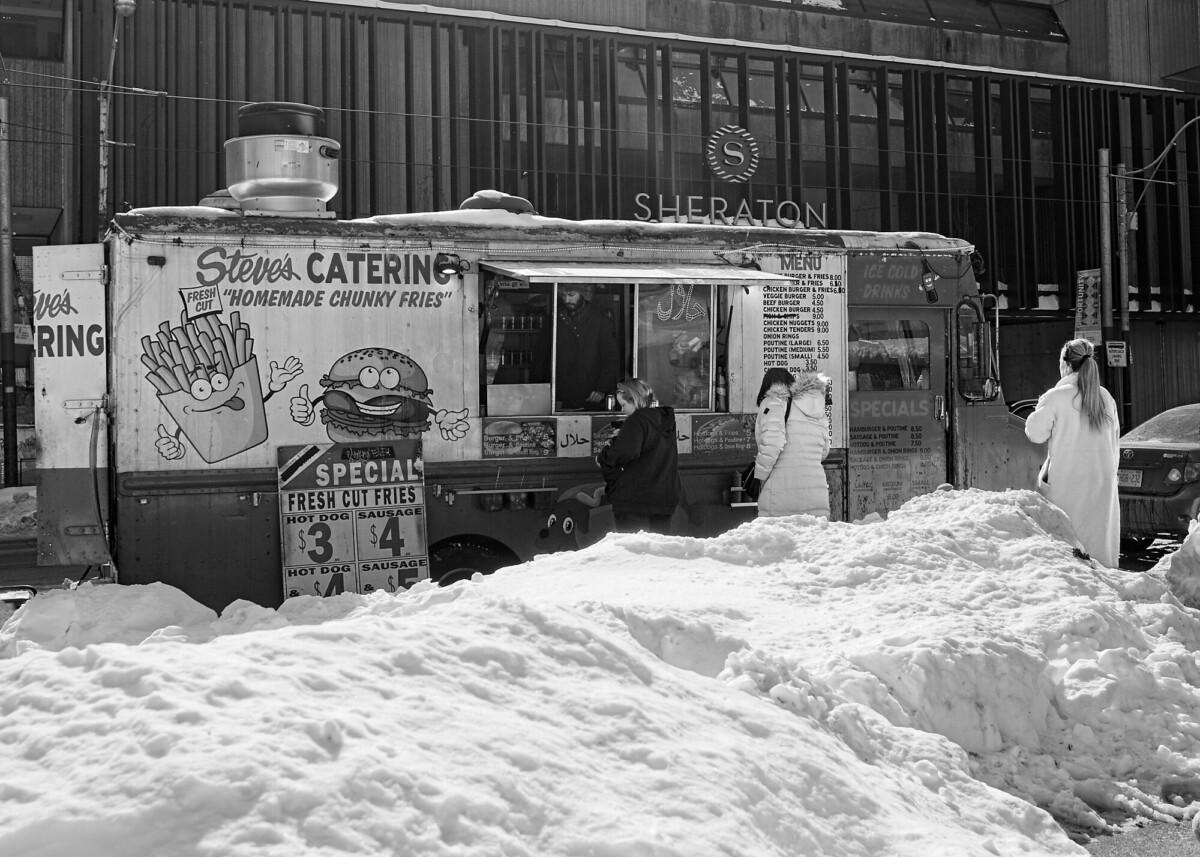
[753,374,831,518]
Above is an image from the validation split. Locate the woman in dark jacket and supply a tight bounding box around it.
[596,378,680,534]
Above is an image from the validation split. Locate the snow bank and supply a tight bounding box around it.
[2,488,1199,855]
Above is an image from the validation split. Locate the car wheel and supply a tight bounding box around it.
[429,540,516,587]
[1120,536,1155,553]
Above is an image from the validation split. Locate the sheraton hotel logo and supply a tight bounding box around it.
[633,124,827,229]
[706,124,760,183]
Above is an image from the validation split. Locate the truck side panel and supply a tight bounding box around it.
[954,404,1043,494]
[109,240,475,472]
[84,217,989,609]
[116,470,282,610]
[33,244,112,566]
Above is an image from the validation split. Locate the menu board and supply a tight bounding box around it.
[848,419,940,520]
[690,414,756,456]
[481,418,558,458]
[759,253,848,448]
[591,415,624,457]
[278,440,430,598]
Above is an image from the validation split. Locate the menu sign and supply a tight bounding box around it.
[278,440,430,598]
[848,418,940,520]
[482,418,557,458]
[759,253,848,447]
[690,414,756,456]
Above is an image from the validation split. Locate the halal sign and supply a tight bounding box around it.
[705,125,760,184]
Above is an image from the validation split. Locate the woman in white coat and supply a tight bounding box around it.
[1024,338,1120,566]
[753,368,831,518]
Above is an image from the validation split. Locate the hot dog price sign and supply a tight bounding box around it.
[277,440,430,598]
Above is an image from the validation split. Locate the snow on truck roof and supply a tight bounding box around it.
[113,206,974,255]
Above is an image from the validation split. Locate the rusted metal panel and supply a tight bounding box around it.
[37,469,111,567]
[955,402,1043,494]
[115,477,284,612]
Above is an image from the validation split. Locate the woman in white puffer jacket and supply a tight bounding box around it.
[753,368,831,518]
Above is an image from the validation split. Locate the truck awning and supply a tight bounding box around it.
[478,261,795,286]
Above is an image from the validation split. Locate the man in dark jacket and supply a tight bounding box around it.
[555,284,618,410]
[596,378,680,534]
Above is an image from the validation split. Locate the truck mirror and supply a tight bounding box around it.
[961,377,999,403]
[955,297,1001,404]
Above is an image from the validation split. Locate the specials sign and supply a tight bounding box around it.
[278,440,430,598]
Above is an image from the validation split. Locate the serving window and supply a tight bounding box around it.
[635,283,713,411]
[479,272,720,416]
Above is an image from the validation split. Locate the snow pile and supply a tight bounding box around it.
[1162,519,1200,609]
[1,488,1199,856]
[0,487,37,539]
[490,489,1200,830]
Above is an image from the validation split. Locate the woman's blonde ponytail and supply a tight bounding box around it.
[1061,338,1111,430]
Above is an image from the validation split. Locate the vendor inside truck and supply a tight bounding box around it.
[552,283,619,410]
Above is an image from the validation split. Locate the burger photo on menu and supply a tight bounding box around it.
[483,419,556,457]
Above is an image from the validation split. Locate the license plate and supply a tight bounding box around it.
[1118,469,1142,488]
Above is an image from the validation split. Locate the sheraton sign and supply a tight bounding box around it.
[633,193,828,230]
[633,124,827,229]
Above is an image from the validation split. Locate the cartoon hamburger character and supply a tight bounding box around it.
[291,347,469,442]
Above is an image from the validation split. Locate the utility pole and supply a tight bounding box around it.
[0,97,16,485]
[1114,163,1132,430]
[1098,149,1113,351]
[98,0,138,239]
[1105,114,1200,431]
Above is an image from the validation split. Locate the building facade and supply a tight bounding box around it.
[6,0,1200,423]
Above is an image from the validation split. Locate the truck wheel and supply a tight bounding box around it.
[429,541,515,587]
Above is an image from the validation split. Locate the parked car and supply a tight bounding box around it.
[1117,404,1200,549]
[1008,396,1036,420]
[1008,398,1037,421]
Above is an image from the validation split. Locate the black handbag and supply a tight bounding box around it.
[739,463,762,501]
[741,398,791,502]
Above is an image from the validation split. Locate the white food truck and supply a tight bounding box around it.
[33,110,1029,610]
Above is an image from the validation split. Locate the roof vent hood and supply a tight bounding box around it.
[224,102,340,217]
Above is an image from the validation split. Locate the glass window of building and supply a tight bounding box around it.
[0,0,62,60]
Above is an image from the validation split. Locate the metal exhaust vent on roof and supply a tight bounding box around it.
[224,102,340,218]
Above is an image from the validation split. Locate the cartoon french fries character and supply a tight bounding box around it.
[143,311,302,463]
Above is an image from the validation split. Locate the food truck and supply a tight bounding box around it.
[33,114,1025,611]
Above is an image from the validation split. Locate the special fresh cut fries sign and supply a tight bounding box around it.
[277,440,430,598]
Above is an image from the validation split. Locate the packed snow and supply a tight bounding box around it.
[0,487,37,539]
[3,488,1200,856]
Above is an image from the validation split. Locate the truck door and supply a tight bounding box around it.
[847,308,947,519]
[32,245,111,566]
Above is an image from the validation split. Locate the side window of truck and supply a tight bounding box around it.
[847,320,931,392]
